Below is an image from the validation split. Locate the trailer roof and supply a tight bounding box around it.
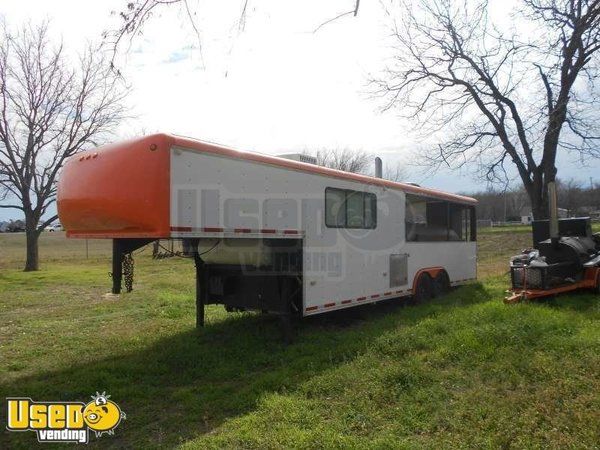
[167,134,477,206]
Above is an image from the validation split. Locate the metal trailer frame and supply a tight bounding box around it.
[505,266,600,303]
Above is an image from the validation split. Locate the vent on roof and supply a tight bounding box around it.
[404,182,421,187]
[277,153,318,165]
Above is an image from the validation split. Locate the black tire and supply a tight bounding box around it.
[432,271,450,298]
[280,314,295,345]
[413,273,433,305]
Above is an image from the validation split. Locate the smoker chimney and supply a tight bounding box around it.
[548,181,559,242]
[375,157,382,178]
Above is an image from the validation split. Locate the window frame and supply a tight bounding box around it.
[325,187,377,230]
[405,195,477,242]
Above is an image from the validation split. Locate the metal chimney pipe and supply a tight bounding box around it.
[375,157,382,178]
[548,181,559,241]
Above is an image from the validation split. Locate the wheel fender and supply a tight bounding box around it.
[412,267,445,293]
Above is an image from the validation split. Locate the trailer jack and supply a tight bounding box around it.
[111,238,155,294]
[193,247,208,328]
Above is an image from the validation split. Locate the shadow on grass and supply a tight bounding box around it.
[534,289,600,313]
[0,282,493,449]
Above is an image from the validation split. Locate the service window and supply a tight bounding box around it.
[406,195,475,242]
[448,204,464,241]
[406,196,445,241]
[325,188,377,229]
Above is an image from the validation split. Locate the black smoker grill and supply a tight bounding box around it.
[506,182,600,302]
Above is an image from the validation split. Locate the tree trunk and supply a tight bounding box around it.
[531,197,549,221]
[24,225,40,272]
[528,164,558,221]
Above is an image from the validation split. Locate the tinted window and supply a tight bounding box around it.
[364,193,377,229]
[346,191,365,227]
[325,188,377,229]
[325,188,346,227]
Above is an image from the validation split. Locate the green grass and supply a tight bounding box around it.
[0,232,599,448]
[478,222,600,235]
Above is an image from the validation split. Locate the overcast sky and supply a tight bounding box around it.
[0,0,598,221]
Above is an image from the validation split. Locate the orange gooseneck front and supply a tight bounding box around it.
[57,134,173,238]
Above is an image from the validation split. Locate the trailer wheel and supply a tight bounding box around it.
[432,271,450,298]
[413,273,433,304]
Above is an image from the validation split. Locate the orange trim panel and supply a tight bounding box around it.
[58,135,172,238]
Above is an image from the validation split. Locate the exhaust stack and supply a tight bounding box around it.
[375,157,382,178]
[548,181,559,242]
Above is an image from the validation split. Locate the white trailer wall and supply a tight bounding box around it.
[170,146,476,315]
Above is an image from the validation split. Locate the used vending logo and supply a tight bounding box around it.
[6,392,125,444]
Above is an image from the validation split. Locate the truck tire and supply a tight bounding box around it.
[413,273,433,304]
[432,271,450,298]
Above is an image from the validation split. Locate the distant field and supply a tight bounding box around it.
[1,231,112,270]
[478,222,600,235]
[0,231,599,448]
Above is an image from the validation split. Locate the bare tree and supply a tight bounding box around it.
[0,23,128,271]
[308,148,371,173]
[557,178,585,214]
[382,162,407,182]
[373,0,600,219]
[107,0,361,61]
[507,187,530,219]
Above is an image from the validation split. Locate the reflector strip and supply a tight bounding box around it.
[170,226,304,235]
[305,290,415,313]
[170,226,192,232]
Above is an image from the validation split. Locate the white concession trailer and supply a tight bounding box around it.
[58,134,477,336]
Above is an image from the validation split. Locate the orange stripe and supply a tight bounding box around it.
[306,306,318,312]
[384,292,392,296]
[324,302,336,308]
[341,299,352,304]
[357,296,367,301]
[203,227,223,232]
[283,230,299,234]
[234,228,252,233]
[261,229,276,234]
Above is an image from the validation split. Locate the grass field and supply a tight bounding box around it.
[1,231,599,448]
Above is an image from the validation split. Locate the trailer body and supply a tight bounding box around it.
[58,134,477,319]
